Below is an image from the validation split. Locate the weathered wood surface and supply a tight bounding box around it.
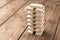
[0,0,60,40]
[53,5,60,40]
[0,0,31,40]
[0,0,29,26]
[0,0,13,9]
[54,18,60,40]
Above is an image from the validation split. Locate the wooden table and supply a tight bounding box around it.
[0,0,60,40]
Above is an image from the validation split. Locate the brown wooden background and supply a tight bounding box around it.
[0,0,60,40]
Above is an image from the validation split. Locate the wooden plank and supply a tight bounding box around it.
[54,19,60,40]
[43,0,60,40]
[19,0,59,40]
[0,1,31,40]
[43,8,60,40]
[53,5,60,40]
[53,2,60,40]
[0,0,12,9]
[0,0,29,26]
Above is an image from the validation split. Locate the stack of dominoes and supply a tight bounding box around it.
[25,3,45,36]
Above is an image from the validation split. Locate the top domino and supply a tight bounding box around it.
[25,3,45,11]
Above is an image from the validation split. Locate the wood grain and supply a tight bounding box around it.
[0,1,31,40]
[0,0,60,40]
[0,0,13,9]
[54,18,60,40]
[0,0,29,26]
[53,5,60,40]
